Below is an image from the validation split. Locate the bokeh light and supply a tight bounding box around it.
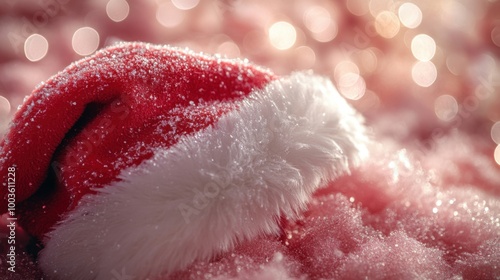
[492,26,500,48]
[491,121,500,144]
[217,41,240,58]
[72,27,100,56]
[293,46,316,69]
[347,0,369,16]
[0,95,10,117]
[24,34,49,62]
[303,6,338,42]
[304,6,330,34]
[334,61,360,83]
[106,0,130,23]
[334,61,365,100]
[171,0,200,10]
[355,48,379,74]
[495,145,500,166]
[157,2,185,28]
[412,61,437,87]
[375,11,400,39]
[338,73,366,100]
[434,95,458,121]
[311,23,338,43]
[440,0,469,31]
[268,21,297,50]
[369,0,395,18]
[411,34,436,61]
[398,3,422,29]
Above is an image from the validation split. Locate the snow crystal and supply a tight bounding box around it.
[162,130,500,280]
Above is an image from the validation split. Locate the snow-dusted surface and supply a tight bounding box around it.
[37,68,367,280]
[164,130,500,280]
[2,128,499,279]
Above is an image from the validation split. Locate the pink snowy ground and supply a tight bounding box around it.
[1,0,499,279]
[166,129,500,280]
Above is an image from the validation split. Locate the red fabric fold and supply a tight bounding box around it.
[0,43,275,238]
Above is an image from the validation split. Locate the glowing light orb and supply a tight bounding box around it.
[268,21,297,50]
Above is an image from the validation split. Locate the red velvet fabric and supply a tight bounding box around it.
[0,43,275,239]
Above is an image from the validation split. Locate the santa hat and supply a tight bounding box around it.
[0,42,368,279]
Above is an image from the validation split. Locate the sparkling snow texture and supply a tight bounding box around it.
[0,43,498,279]
[38,71,368,280]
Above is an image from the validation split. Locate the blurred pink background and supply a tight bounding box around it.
[0,0,499,164]
[1,1,500,278]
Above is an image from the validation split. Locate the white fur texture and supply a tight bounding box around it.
[39,72,368,280]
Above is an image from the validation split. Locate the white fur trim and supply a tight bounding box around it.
[39,72,368,280]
